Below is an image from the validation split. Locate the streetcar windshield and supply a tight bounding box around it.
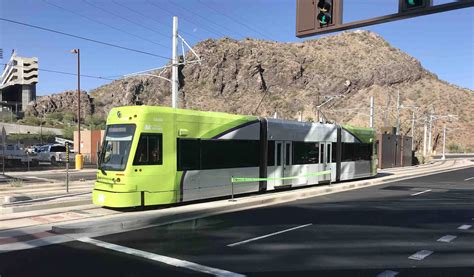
[99,124,136,171]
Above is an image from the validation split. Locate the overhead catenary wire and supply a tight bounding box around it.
[198,0,274,41]
[111,0,204,42]
[42,0,168,49]
[167,0,246,39]
[82,0,170,39]
[146,0,227,38]
[0,18,170,59]
[0,62,117,81]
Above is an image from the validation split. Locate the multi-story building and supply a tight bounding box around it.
[0,50,38,115]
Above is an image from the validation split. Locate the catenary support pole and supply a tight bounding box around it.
[396,91,400,135]
[411,111,415,151]
[369,96,374,128]
[442,124,446,160]
[171,16,178,108]
[423,123,427,157]
[428,115,433,155]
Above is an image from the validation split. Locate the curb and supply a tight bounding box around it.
[1,199,91,214]
[51,163,473,235]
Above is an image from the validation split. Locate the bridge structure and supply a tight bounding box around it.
[0,50,38,116]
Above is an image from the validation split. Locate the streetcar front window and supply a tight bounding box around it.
[99,124,136,171]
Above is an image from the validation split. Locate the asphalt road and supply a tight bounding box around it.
[7,170,97,183]
[1,167,474,276]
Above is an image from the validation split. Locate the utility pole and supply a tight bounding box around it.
[396,90,400,135]
[442,124,446,160]
[171,16,178,109]
[369,96,374,128]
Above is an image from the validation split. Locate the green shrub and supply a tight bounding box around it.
[447,143,461,153]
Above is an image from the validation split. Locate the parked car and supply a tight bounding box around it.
[36,144,74,164]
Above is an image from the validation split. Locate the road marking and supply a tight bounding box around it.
[410,189,432,196]
[437,235,457,243]
[464,177,474,181]
[377,270,399,277]
[77,237,245,277]
[227,223,312,247]
[408,250,433,261]
[458,224,472,230]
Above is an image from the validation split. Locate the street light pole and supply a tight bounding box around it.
[71,49,82,169]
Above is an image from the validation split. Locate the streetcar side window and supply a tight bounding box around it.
[267,141,275,166]
[201,140,259,170]
[342,143,373,162]
[292,142,319,165]
[133,133,163,165]
[177,139,200,170]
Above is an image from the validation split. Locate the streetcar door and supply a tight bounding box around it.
[274,141,284,187]
[319,142,332,183]
[283,141,292,186]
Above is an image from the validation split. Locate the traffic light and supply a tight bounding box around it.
[400,0,432,12]
[317,0,333,27]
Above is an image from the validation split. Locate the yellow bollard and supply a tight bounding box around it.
[75,154,84,170]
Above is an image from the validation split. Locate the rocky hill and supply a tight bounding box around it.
[27,30,474,152]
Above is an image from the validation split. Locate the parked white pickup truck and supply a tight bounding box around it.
[36,144,74,164]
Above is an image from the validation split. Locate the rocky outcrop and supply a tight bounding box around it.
[25,90,93,117]
[27,30,474,152]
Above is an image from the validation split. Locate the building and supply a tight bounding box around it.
[74,130,105,164]
[0,50,38,115]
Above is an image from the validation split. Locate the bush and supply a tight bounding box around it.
[45,112,64,121]
[63,112,76,123]
[447,143,461,153]
[85,115,106,130]
[62,125,75,140]
[19,116,42,126]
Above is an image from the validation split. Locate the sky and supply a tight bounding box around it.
[0,0,473,96]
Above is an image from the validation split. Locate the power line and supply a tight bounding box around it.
[146,0,227,38]
[0,17,170,59]
[83,0,170,39]
[43,0,168,49]
[198,0,273,40]
[112,0,204,42]
[0,62,116,81]
[167,0,246,39]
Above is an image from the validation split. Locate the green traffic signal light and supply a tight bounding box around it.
[317,0,332,26]
[406,0,423,7]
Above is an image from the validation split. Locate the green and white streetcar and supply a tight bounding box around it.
[94,106,377,208]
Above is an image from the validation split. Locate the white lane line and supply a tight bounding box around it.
[464,177,474,181]
[437,235,457,243]
[458,224,472,230]
[227,223,312,247]
[408,250,433,261]
[77,237,245,277]
[377,270,399,277]
[410,189,432,196]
